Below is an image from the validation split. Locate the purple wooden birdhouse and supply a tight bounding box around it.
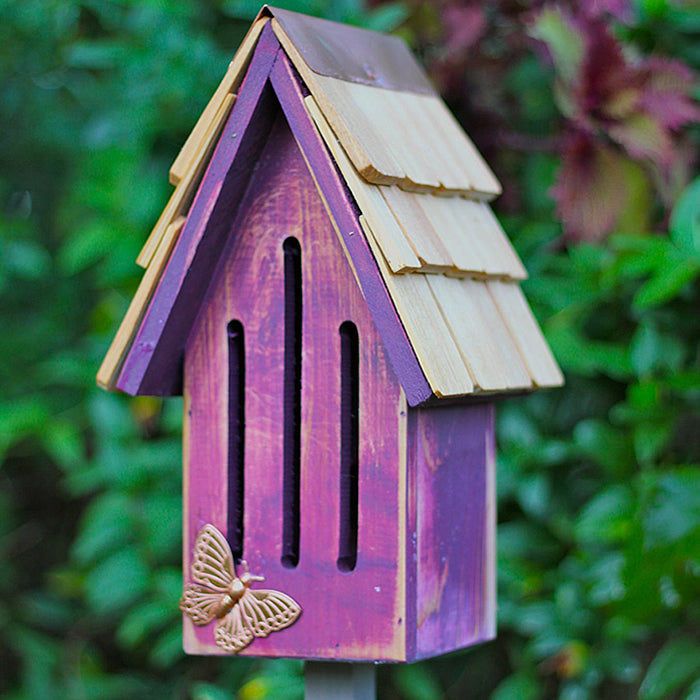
[98,7,562,663]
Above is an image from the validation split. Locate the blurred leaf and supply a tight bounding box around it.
[640,637,700,700]
[491,672,540,700]
[392,663,442,700]
[574,485,634,545]
[84,546,150,614]
[72,492,135,565]
[529,7,584,88]
[643,467,700,548]
[671,177,700,256]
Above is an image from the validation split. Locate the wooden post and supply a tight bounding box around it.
[304,662,376,700]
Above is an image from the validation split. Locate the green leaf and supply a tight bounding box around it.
[670,177,700,257]
[491,673,540,700]
[640,637,700,700]
[392,664,443,700]
[529,7,584,88]
[191,683,235,700]
[574,486,634,545]
[72,493,135,565]
[643,467,700,548]
[84,547,150,614]
[633,259,700,309]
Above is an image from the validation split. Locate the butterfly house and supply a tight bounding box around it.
[98,6,563,663]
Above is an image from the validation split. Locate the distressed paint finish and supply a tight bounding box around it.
[117,25,281,396]
[184,113,407,660]
[410,402,496,659]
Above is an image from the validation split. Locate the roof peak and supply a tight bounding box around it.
[258,6,435,94]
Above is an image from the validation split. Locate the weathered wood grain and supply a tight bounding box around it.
[184,114,408,660]
[409,402,496,658]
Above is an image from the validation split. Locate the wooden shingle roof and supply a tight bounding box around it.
[98,7,562,401]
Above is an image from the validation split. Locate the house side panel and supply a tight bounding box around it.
[184,113,407,660]
[412,402,496,659]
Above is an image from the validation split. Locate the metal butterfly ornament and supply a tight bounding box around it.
[180,524,302,653]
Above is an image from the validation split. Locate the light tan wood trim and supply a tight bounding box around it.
[305,95,421,273]
[360,216,474,398]
[426,275,509,391]
[420,97,501,199]
[414,193,489,274]
[170,17,268,186]
[137,93,236,268]
[486,280,564,387]
[379,186,454,272]
[472,202,527,280]
[97,216,186,390]
[469,280,532,389]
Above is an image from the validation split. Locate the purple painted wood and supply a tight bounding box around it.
[116,25,281,395]
[183,115,408,660]
[409,402,496,659]
[268,53,432,407]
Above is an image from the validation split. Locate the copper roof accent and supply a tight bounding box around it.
[261,6,436,95]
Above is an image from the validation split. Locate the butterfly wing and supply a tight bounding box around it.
[190,524,235,593]
[180,583,223,625]
[238,588,302,638]
[214,604,255,653]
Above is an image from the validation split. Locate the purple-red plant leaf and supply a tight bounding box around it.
[553,131,629,240]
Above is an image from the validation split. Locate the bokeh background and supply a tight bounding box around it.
[1,1,699,698]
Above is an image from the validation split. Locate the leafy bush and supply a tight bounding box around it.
[1,0,697,698]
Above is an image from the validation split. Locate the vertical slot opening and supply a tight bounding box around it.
[282,237,302,568]
[227,320,245,561]
[338,321,359,572]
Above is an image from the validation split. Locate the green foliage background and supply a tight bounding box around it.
[1,1,698,698]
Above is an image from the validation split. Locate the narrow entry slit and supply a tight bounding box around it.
[282,237,302,568]
[338,321,359,572]
[227,320,245,561]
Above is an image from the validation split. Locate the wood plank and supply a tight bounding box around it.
[137,93,236,268]
[468,280,532,390]
[379,186,454,272]
[360,215,474,398]
[425,274,509,391]
[444,197,519,278]
[472,201,528,280]
[273,18,498,196]
[303,95,421,273]
[420,97,501,199]
[169,16,268,186]
[97,216,185,390]
[273,18,401,184]
[411,403,496,658]
[486,280,564,388]
[414,193,490,275]
[269,53,432,406]
[392,90,478,193]
[339,80,440,190]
